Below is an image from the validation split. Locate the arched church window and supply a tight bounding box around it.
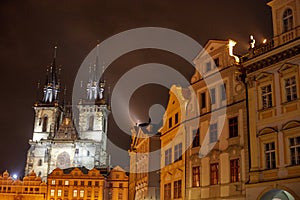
[38,171,42,177]
[88,116,94,130]
[38,159,42,166]
[42,115,48,132]
[283,8,293,33]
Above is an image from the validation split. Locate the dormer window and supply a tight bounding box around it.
[283,8,293,33]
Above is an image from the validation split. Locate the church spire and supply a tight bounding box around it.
[86,42,105,102]
[42,45,61,104]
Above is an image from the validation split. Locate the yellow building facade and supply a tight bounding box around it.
[243,0,300,199]
[0,170,47,200]
[160,85,189,200]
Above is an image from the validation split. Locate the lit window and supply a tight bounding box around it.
[50,189,55,197]
[73,190,78,197]
[173,180,182,198]
[51,180,55,185]
[283,8,293,32]
[57,189,62,197]
[229,117,238,138]
[174,143,182,162]
[192,128,200,148]
[230,159,240,182]
[265,142,276,169]
[210,123,218,143]
[80,190,84,198]
[261,85,272,109]
[192,166,200,187]
[289,136,300,165]
[210,88,216,104]
[210,163,219,185]
[285,76,297,102]
[164,183,171,200]
[165,148,172,166]
[65,180,69,185]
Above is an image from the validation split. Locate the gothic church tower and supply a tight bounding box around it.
[25,45,110,180]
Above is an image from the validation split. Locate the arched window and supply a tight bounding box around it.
[42,115,48,132]
[283,8,293,33]
[88,116,94,130]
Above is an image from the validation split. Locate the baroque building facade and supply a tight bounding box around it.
[24,45,110,181]
[0,170,47,200]
[184,39,248,199]
[128,124,161,200]
[242,0,300,199]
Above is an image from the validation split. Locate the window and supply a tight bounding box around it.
[58,180,62,185]
[118,192,122,200]
[74,181,78,186]
[220,84,226,101]
[210,123,218,143]
[201,92,206,109]
[50,189,55,197]
[230,159,240,182]
[164,183,171,200]
[119,183,123,188]
[95,181,99,187]
[261,85,273,109]
[175,113,179,124]
[57,189,62,197]
[65,180,69,185]
[265,142,276,169]
[210,88,216,104]
[165,148,172,166]
[95,190,99,198]
[88,181,92,186]
[210,163,219,185]
[168,117,172,128]
[51,180,55,185]
[38,159,42,166]
[206,61,211,72]
[75,149,79,154]
[229,117,238,138]
[81,181,85,186]
[88,116,94,130]
[80,190,84,198]
[73,190,78,197]
[283,8,293,32]
[214,58,219,67]
[174,143,182,162]
[290,136,300,165]
[116,174,120,179]
[192,128,200,148]
[285,76,297,102]
[87,190,91,197]
[64,190,68,197]
[42,115,48,132]
[174,180,182,198]
[192,166,200,187]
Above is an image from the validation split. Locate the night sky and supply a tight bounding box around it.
[0,0,272,177]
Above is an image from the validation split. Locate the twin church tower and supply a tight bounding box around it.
[25,45,110,180]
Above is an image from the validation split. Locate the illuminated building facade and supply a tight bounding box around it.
[25,45,110,180]
[128,124,161,200]
[0,170,47,200]
[159,85,188,200]
[106,166,129,200]
[184,40,248,199]
[243,0,300,199]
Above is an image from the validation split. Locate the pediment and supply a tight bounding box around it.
[282,120,300,130]
[278,63,298,75]
[255,72,273,81]
[257,127,278,136]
